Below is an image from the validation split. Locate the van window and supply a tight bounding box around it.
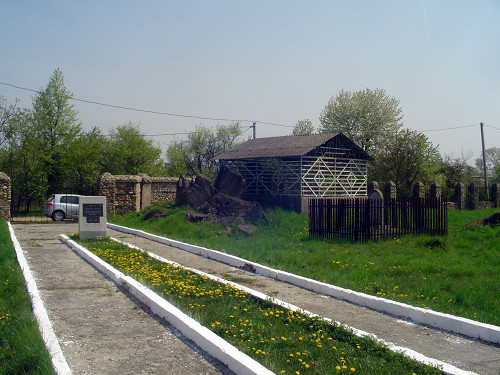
[61,196,79,204]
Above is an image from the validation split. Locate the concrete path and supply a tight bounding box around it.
[12,223,231,375]
[12,223,500,374]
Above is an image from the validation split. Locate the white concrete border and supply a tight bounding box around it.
[107,223,500,345]
[8,223,72,375]
[63,235,477,375]
[60,235,273,375]
[112,238,480,374]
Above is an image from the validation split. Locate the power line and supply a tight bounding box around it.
[485,124,500,131]
[143,132,191,137]
[0,80,293,128]
[143,125,252,138]
[419,123,478,132]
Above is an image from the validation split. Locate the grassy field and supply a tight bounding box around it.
[76,235,441,375]
[0,221,56,374]
[110,201,500,326]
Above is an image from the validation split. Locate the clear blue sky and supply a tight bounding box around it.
[1,1,499,163]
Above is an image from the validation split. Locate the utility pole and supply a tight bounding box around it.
[480,122,489,198]
[252,122,256,139]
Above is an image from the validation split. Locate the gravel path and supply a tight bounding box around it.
[12,223,500,374]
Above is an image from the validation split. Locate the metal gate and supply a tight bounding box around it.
[10,174,97,223]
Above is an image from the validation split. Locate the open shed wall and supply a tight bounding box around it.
[221,156,367,198]
[301,156,367,197]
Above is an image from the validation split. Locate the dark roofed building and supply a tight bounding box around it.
[214,133,371,212]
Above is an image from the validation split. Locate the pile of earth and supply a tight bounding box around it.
[463,212,500,230]
[174,166,266,234]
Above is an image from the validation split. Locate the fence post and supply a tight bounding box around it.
[369,189,383,241]
[98,173,116,216]
[139,173,152,210]
[491,183,500,208]
[367,181,379,197]
[0,172,11,221]
[412,182,425,233]
[454,182,466,210]
[467,183,479,210]
[413,182,425,198]
[384,181,396,228]
[430,182,441,199]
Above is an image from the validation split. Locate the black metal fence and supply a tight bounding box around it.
[309,197,447,242]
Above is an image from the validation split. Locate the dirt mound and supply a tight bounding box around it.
[463,212,500,230]
[176,169,266,223]
[203,193,266,222]
[483,212,500,226]
[143,210,168,221]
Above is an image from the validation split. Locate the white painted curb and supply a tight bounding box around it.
[60,235,273,375]
[111,237,477,375]
[107,223,500,345]
[63,235,477,375]
[8,223,72,375]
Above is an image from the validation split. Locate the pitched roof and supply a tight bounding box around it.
[214,133,371,160]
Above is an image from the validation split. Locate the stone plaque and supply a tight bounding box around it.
[83,203,103,223]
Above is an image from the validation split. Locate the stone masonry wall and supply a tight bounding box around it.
[0,172,11,220]
[369,180,500,210]
[98,173,178,215]
[151,177,178,202]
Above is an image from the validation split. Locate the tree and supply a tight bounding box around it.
[0,108,47,211]
[292,119,314,136]
[102,122,164,176]
[31,68,82,192]
[0,96,20,148]
[166,122,244,180]
[369,128,440,196]
[319,88,403,151]
[439,152,477,189]
[66,127,106,194]
[475,147,500,183]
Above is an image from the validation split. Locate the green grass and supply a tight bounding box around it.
[76,236,441,375]
[110,201,500,326]
[0,221,56,375]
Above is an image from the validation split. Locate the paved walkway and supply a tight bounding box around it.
[13,223,231,375]
[12,223,500,374]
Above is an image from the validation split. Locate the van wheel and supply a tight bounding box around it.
[51,210,65,221]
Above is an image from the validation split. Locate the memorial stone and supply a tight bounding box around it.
[79,196,107,240]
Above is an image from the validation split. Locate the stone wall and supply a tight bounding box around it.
[98,173,178,215]
[150,176,178,202]
[0,172,10,220]
[369,180,500,210]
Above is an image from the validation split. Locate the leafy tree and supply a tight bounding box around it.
[102,122,164,176]
[0,108,47,211]
[475,147,500,183]
[292,119,314,136]
[31,68,82,192]
[66,127,106,194]
[369,128,440,196]
[319,88,403,152]
[0,96,20,148]
[166,122,244,180]
[438,152,477,190]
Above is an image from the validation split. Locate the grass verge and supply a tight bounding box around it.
[77,235,442,375]
[0,221,56,374]
[109,201,500,326]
